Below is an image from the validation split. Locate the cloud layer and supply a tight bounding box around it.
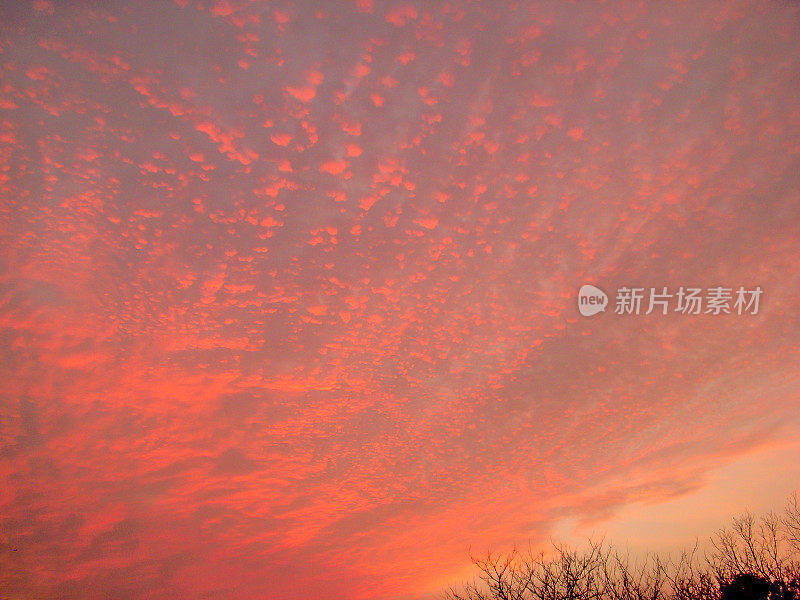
[1,1,800,598]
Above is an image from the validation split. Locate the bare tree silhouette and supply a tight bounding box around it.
[445,493,800,600]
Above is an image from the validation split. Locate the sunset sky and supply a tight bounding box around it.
[2,1,800,598]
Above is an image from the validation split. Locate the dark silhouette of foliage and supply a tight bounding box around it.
[720,574,771,600]
[445,493,800,600]
[719,573,800,600]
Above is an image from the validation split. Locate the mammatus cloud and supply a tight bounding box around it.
[1,1,799,598]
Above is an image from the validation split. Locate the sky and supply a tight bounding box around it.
[1,1,800,599]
